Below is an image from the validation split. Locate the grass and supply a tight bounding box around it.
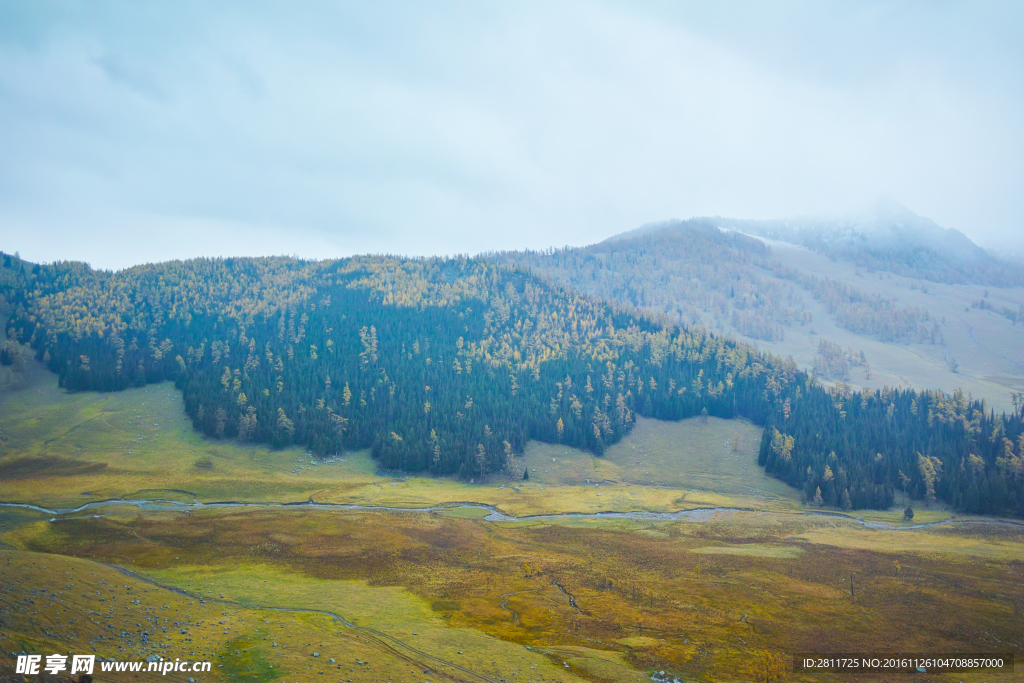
[220,634,280,682]
[21,353,1005,528]
[0,539,589,682]
[691,544,805,559]
[0,547,418,683]
[3,358,1023,682]
[608,416,792,500]
[142,563,584,683]
[4,505,1021,683]
[519,414,789,502]
[0,359,799,517]
[795,522,1024,561]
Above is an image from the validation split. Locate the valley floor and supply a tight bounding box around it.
[1,371,1021,682]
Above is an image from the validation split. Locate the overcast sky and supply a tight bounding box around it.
[1,1,1022,270]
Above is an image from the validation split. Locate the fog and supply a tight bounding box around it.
[1,1,1021,270]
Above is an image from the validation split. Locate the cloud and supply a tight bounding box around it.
[1,0,1021,269]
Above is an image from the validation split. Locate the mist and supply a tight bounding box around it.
[1,1,1022,270]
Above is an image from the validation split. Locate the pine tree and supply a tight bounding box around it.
[2,251,1021,514]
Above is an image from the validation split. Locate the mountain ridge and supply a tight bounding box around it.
[610,202,1024,286]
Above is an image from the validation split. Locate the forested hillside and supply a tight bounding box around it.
[495,222,794,341]
[1,251,1022,514]
[493,221,932,343]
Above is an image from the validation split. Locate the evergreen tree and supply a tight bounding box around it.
[0,251,1020,514]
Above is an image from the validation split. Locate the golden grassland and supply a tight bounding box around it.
[2,364,1022,682]
[3,505,1022,683]
[0,546,547,683]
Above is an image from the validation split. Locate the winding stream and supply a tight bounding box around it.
[1,497,1021,530]
[1,496,1021,682]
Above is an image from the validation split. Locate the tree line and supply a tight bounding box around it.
[1,251,1021,514]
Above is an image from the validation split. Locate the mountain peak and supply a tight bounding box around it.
[829,201,985,264]
[603,203,1022,286]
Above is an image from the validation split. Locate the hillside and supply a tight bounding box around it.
[716,200,1024,287]
[495,212,1024,414]
[1,252,1023,514]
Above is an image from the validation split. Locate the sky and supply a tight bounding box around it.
[1,1,1022,270]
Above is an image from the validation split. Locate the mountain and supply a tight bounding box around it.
[708,201,1024,286]
[495,219,931,343]
[2,250,1022,514]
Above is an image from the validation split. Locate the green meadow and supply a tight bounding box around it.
[0,357,802,517]
[1,358,1021,682]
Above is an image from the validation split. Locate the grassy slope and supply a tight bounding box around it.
[728,239,1024,414]
[1,544,577,683]
[0,358,803,518]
